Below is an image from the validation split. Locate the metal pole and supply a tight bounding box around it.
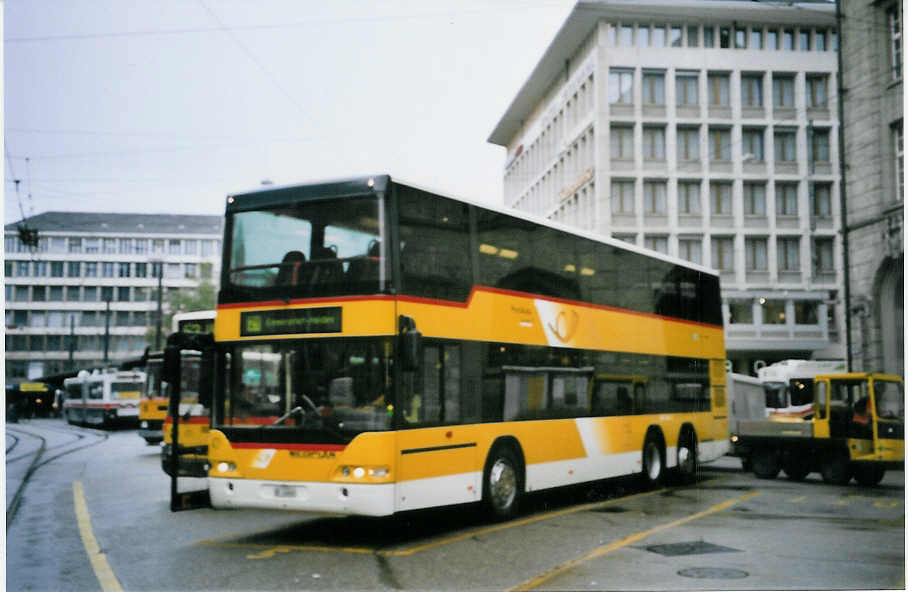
[68,316,75,370]
[155,264,164,351]
[103,295,111,365]
[835,0,853,371]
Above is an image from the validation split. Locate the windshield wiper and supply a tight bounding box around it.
[270,395,320,426]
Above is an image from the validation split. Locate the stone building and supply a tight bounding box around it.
[839,1,904,376]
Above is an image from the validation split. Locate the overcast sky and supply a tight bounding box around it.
[3,0,578,225]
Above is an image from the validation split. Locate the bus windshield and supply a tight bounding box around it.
[217,337,393,440]
[226,196,385,298]
[874,379,904,420]
[764,382,786,408]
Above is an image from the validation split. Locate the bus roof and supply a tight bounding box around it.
[225,174,720,279]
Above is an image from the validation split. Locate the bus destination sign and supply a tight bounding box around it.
[241,307,342,336]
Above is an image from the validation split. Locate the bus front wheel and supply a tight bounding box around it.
[852,464,884,487]
[751,448,780,479]
[482,445,523,521]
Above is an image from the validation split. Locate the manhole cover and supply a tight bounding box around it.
[646,541,741,556]
[678,567,749,580]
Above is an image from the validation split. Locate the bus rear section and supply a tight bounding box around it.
[63,369,144,427]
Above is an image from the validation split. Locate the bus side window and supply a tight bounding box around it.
[815,381,827,419]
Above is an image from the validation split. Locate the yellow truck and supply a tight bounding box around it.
[732,373,903,486]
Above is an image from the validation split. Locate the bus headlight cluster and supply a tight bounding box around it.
[216,462,236,473]
[340,465,390,479]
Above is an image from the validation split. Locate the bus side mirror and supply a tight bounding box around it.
[198,349,215,409]
[399,315,422,372]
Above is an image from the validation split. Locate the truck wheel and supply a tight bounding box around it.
[781,452,810,481]
[751,448,780,479]
[676,429,698,484]
[640,432,665,488]
[820,451,852,485]
[853,465,885,487]
[482,445,523,520]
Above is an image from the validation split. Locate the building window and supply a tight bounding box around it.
[687,25,699,47]
[69,238,82,253]
[642,126,665,160]
[704,25,715,48]
[103,238,117,254]
[611,180,635,214]
[812,183,832,217]
[66,286,81,302]
[734,27,747,49]
[84,262,98,277]
[711,237,734,271]
[102,262,115,278]
[643,180,667,214]
[774,129,797,162]
[101,286,114,301]
[710,182,732,215]
[708,127,731,161]
[644,235,668,254]
[743,183,766,216]
[610,125,634,160]
[670,26,682,47]
[183,240,198,255]
[890,5,902,80]
[678,237,702,264]
[84,238,100,253]
[166,263,181,279]
[153,239,165,254]
[652,26,665,48]
[811,128,831,163]
[893,120,904,201]
[151,262,163,279]
[719,27,730,48]
[783,28,794,50]
[115,311,130,327]
[778,237,801,271]
[135,262,147,278]
[743,128,765,161]
[741,74,763,108]
[49,286,64,301]
[638,25,650,47]
[32,286,46,302]
[168,239,181,255]
[813,237,835,274]
[620,24,633,46]
[745,237,768,271]
[117,286,130,302]
[815,30,827,51]
[806,75,828,108]
[135,239,149,254]
[751,28,763,49]
[184,263,198,279]
[83,287,99,302]
[134,287,149,302]
[772,75,795,108]
[707,72,730,106]
[728,300,754,323]
[201,240,216,257]
[762,299,787,324]
[642,71,665,105]
[15,261,30,277]
[677,126,700,161]
[768,29,779,50]
[675,71,699,106]
[67,261,81,277]
[795,301,818,324]
[678,181,701,214]
[609,69,634,104]
[201,262,214,280]
[118,262,131,278]
[799,29,810,51]
[119,238,133,254]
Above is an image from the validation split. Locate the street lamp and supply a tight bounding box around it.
[152,259,164,351]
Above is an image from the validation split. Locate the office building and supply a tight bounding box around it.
[4,212,223,380]
[489,0,842,374]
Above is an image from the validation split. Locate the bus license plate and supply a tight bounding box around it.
[274,485,297,498]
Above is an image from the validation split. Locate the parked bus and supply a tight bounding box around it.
[189,175,726,518]
[63,369,144,427]
[139,311,216,445]
[758,360,846,418]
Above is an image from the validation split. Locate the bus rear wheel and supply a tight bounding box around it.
[676,429,698,484]
[853,464,885,487]
[483,446,523,521]
[781,452,810,481]
[640,432,665,488]
[751,448,780,479]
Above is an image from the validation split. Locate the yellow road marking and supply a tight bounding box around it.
[73,481,124,592]
[509,490,761,592]
[790,495,807,503]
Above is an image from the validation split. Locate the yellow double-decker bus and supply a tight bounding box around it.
[200,175,727,518]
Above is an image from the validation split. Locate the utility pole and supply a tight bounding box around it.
[103,292,112,366]
[68,315,75,371]
[154,261,164,350]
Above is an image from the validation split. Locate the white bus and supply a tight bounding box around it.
[63,369,145,427]
[758,360,846,418]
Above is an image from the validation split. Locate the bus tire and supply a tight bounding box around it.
[751,448,780,479]
[640,431,665,488]
[482,444,523,521]
[676,428,698,484]
[853,464,885,487]
[781,452,810,481]
[820,450,851,485]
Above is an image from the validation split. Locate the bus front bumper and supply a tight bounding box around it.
[208,477,396,517]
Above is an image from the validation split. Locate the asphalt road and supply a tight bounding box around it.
[6,418,905,591]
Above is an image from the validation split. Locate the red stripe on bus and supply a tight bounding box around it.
[217,294,393,310]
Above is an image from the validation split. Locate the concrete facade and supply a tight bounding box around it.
[839,0,903,377]
[489,0,843,374]
[4,212,223,380]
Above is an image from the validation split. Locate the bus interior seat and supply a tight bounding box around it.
[328,377,355,408]
[347,240,381,286]
[310,246,344,287]
[276,250,306,286]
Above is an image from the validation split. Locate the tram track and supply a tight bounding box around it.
[6,421,109,530]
